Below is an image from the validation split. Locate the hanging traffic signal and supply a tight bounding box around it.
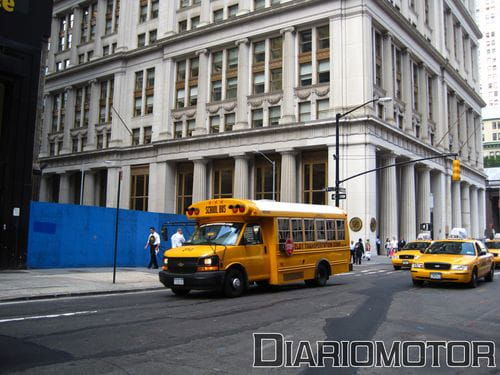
[452,159,461,181]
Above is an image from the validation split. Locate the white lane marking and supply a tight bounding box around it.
[0,310,98,324]
[361,270,370,273]
[377,270,386,273]
[495,272,500,276]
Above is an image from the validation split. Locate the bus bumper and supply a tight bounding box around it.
[159,270,225,290]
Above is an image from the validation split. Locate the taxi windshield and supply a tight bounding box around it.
[426,241,476,256]
[485,241,500,249]
[186,223,243,246]
[402,242,429,251]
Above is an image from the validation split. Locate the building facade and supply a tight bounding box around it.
[482,113,500,159]
[38,0,486,250]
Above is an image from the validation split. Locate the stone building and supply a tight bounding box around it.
[38,0,486,250]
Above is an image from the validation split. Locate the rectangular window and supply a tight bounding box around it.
[210,115,220,133]
[225,113,235,131]
[212,51,223,74]
[269,106,281,126]
[130,165,149,211]
[304,219,315,242]
[252,109,264,128]
[270,37,282,60]
[72,137,79,153]
[317,99,329,119]
[138,33,146,47]
[427,75,434,120]
[228,4,238,17]
[139,2,148,23]
[318,60,330,83]
[151,0,159,19]
[299,63,312,86]
[96,133,104,149]
[226,77,237,99]
[291,219,304,242]
[317,25,330,50]
[179,20,188,32]
[143,126,152,144]
[253,72,265,94]
[149,29,157,44]
[212,80,222,101]
[213,9,224,22]
[132,128,140,145]
[189,86,198,106]
[300,30,312,53]
[316,220,326,241]
[303,161,327,204]
[174,121,183,138]
[254,0,266,10]
[191,16,200,29]
[176,88,185,108]
[190,57,199,78]
[254,41,265,64]
[278,218,291,251]
[177,61,186,82]
[299,102,311,122]
[187,119,195,137]
[227,48,238,70]
[103,45,110,56]
[145,95,154,114]
[374,31,383,87]
[176,168,193,214]
[412,62,419,111]
[394,47,402,100]
[134,97,142,116]
[255,162,280,200]
[270,68,282,92]
[336,220,345,241]
[213,166,233,199]
[326,220,335,240]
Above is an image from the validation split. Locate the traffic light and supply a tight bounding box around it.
[452,159,461,181]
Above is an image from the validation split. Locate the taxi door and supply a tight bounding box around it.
[476,242,491,277]
[240,223,269,280]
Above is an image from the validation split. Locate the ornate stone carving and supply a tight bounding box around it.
[267,94,282,105]
[315,86,330,97]
[295,88,312,100]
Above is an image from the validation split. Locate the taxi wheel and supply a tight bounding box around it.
[467,269,478,288]
[171,287,191,296]
[485,266,495,282]
[393,265,401,270]
[412,279,424,287]
[223,268,245,298]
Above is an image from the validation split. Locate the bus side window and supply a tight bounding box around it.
[304,219,315,242]
[326,220,336,241]
[291,219,304,242]
[336,220,345,241]
[278,218,291,251]
[316,220,326,241]
[242,224,263,245]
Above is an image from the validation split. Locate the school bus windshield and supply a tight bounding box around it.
[186,223,243,246]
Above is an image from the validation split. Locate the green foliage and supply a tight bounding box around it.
[484,155,500,168]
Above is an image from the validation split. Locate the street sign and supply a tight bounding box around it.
[331,193,347,200]
[326,187,346,193]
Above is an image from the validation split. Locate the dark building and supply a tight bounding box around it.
[0,0,53,268]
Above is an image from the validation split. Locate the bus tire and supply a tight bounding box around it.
[171,287,190,296]
[305,263,329,287]
[223,268,246,298]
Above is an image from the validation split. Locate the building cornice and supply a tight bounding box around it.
[451,0,482,39]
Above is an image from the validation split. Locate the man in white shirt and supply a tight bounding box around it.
[144,227,160,269]
[171,228,186,248]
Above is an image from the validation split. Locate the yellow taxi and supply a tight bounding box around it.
[410,229,495,288]
[485,234,500,268]
[391,240,431,270]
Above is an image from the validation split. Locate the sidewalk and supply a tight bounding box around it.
[0,268,164,302]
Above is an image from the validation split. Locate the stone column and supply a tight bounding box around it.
[192,158,208,202]
[110,71,127,147]
[148,161,177,213]
[417,166,431,231]
[85,79,99,151]
[164,162,177,213]
[280,150,297,203]
[61,86,74,154]
[280,27,296,124]
[449,93,459,153]
[40,94,52,157]
[199,0,211,26]
[402,49,413,133]
[83,171,95,206]
[235,38,250,130]
[59,173,71,204]
[106,167,120,208]
[380,153,398,249]
[48,16,59,73]
[467,109,475,163]
[435,76,448,152]
[478,188,486,235]
[382,33,395,123]
[71,6,83,65]
[160,56,175,139]
[418,65,429,141]
[475,116,482,168]
[39,175,51,202]
[119,165,131,209]
[470,186,479,239]
[431,171,446,239]
[193,49,209,135]
[452,180,462,228]
[400,163,416,241]
[161,0,177,36]
[93,0,107,57]
[238,0,251,15]
[233,155,250,199]
[116,0,135,52]
[461,182,471,235]
[458,101,467,158]
[456,24,464,74]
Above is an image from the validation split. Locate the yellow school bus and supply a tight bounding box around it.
[159,199,351,297]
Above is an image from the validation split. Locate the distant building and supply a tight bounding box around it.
[0,1,53,268]
[485,168,500,232]
[38,0,486,247]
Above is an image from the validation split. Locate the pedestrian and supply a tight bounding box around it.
[355,238,364,265]
[398,238,406,250]
[390,236,398,257]
[484,223,496,241]
[144,227,160,269]
[171,228,186,248]
[350,240,355,263]
[384,238,391,256]
[376,237,381,256]
[364,239,371,261]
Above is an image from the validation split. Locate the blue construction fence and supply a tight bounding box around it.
[27,201,195,268]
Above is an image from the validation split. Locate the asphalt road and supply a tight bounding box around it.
[0,262,498,375]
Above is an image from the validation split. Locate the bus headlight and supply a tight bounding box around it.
[163,258,168,265]
[412,263,424,269]
[197,256,219,272]
[451,264,468,271]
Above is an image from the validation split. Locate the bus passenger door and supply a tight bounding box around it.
[241,224,269,280]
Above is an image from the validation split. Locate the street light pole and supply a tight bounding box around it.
[254,150,276,201]
[113,170,122,284]
[334,97,392,207]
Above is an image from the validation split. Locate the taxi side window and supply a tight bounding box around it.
[242,224,263,245]
[474,243,482,256]
[462,243,476,256]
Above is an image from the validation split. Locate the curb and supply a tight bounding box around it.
[0,286,165,303]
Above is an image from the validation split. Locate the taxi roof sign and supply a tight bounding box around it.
[448,228,467,240]
[417,232,432,240]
